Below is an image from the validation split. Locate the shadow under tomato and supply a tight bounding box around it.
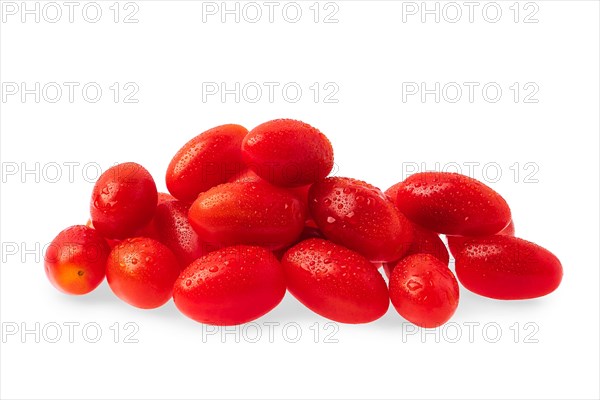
[453,287,549,321]
[259,292,324,324]
[55,280,121,306]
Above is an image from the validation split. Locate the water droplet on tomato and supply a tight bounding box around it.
[406,279,423,291]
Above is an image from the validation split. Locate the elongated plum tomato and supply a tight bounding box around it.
[309,177,413,262]
[281,239,389,324]
[242,119,334,187]
[446,220,515,258]
[106,237,180,309]
[173,246,286,325]
[45,225,110,295]
[188,181,306,250]
[90,162,158,240]
[154,200,211,268]
[166,124,247,202]
[383,223,449,280]
[389,254,459,328]
[455,235,562,300]
[392,172,511,236]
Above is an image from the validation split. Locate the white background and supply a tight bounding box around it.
[1,1,599,399]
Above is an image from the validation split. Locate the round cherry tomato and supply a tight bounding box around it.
[106,237,180,309]
[455,235,563,300]
[90,162,158,240]
[281,238,389,324]
[188,181,306,250]
[446,220,515,258]
[173,246,286,325]
[45,225,110,295]
[166,124,247,202]
[383,223,449,280]
[242,119,334,187]
[391,172,511,236]
[309,177,413,262]
[389,253,459,328]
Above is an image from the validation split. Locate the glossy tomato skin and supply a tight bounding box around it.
[383,224,449,280]
[455,235,563,300]
[86,219,120,248]
[242,119,334,187]
[157,192,177,204]
[272,222,326,260]
[155,200,212,268]
[392,172,511,236]
[132,192,178,241]
[90,162,158,240]
[405,224,449,265]
[384,182,403,204]
[446,220,515,258]
[106,237,180,309]
[173,246,286,325]
[309,177,414,262]
[281,239,389,324]
[389,254,459,328]
[227,167,263,184]
[166,124,248,202]
[228,167,311,213]
[45,225,110,295]
[188,181,306,250]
